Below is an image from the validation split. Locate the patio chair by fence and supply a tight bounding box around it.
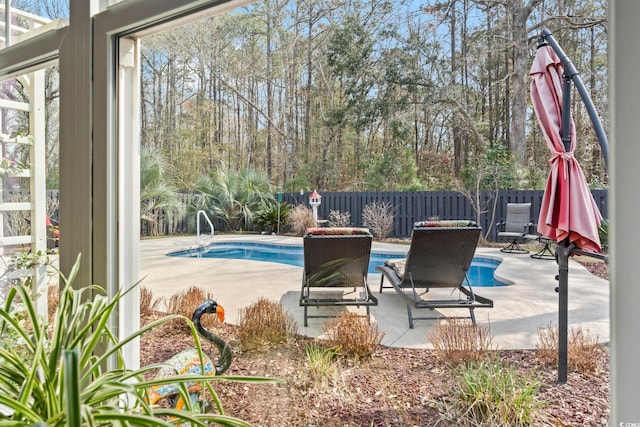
[496,203,535,253]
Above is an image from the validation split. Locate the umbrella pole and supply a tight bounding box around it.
[556,239,572,383]
[561,75,573,152]
[554,59,574,384]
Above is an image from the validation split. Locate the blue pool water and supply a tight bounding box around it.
[168,241,508,287]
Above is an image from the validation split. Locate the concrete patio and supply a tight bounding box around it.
[140,234,610,350]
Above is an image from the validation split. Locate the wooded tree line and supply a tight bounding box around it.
[140,0,608,193]
[5,0,607,194]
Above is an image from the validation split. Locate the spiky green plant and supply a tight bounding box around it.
[304,342,339,380]
[254,201,291,234]
[0,255,276,426]
[443,359,545,426]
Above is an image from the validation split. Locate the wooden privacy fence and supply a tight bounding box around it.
[280,190,608,239]
[150,189,606,239]
[38,189,608,239]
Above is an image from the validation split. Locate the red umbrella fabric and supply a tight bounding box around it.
[530,45,603,253]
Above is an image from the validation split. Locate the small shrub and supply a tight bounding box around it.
[304,341,339,381]
[443,360,545,426]
[255,201,291,233]
[428,318,495,365]
[287,204,315,236]
[165,286,219,333]
[238,298,298,351]
[140,285,163,317]
[321,312,384,359]
[328,209,351,227]
[536,324,602,373]
[362,201,395,239]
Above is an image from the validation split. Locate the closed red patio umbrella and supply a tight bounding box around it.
[530,30,609,384]
[530,44,603,253]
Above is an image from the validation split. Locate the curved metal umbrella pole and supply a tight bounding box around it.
[534,29,609,383]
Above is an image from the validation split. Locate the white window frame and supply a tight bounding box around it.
[0,0,249,368]
[91,0,253,369]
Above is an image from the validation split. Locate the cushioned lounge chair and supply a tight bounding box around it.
[299,227,378,327]
[376,220,493,328]
[496,202,535,253]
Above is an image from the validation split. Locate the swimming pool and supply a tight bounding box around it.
[168,241,508,287]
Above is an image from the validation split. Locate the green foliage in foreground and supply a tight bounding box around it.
[0,255,277,426]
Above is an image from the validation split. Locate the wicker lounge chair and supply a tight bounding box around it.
[299,227,378,327]
[376,220,493,328]
[496,203,535,253]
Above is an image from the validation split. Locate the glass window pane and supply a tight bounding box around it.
[1,1,68,50]
[0,64,59,311]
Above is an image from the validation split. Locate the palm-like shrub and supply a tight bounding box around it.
[190,167,274,232]
[140,145,185,236]
[254,201,291,234]
[0,255,273,426]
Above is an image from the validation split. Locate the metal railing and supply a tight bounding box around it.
[196,210,214,245]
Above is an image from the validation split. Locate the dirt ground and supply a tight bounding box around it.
[140,261,609,427]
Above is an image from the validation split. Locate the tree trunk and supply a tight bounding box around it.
[304,2,313,166]
[266,18,274,178]
[450,0,463,178]
[509,5,530,164]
